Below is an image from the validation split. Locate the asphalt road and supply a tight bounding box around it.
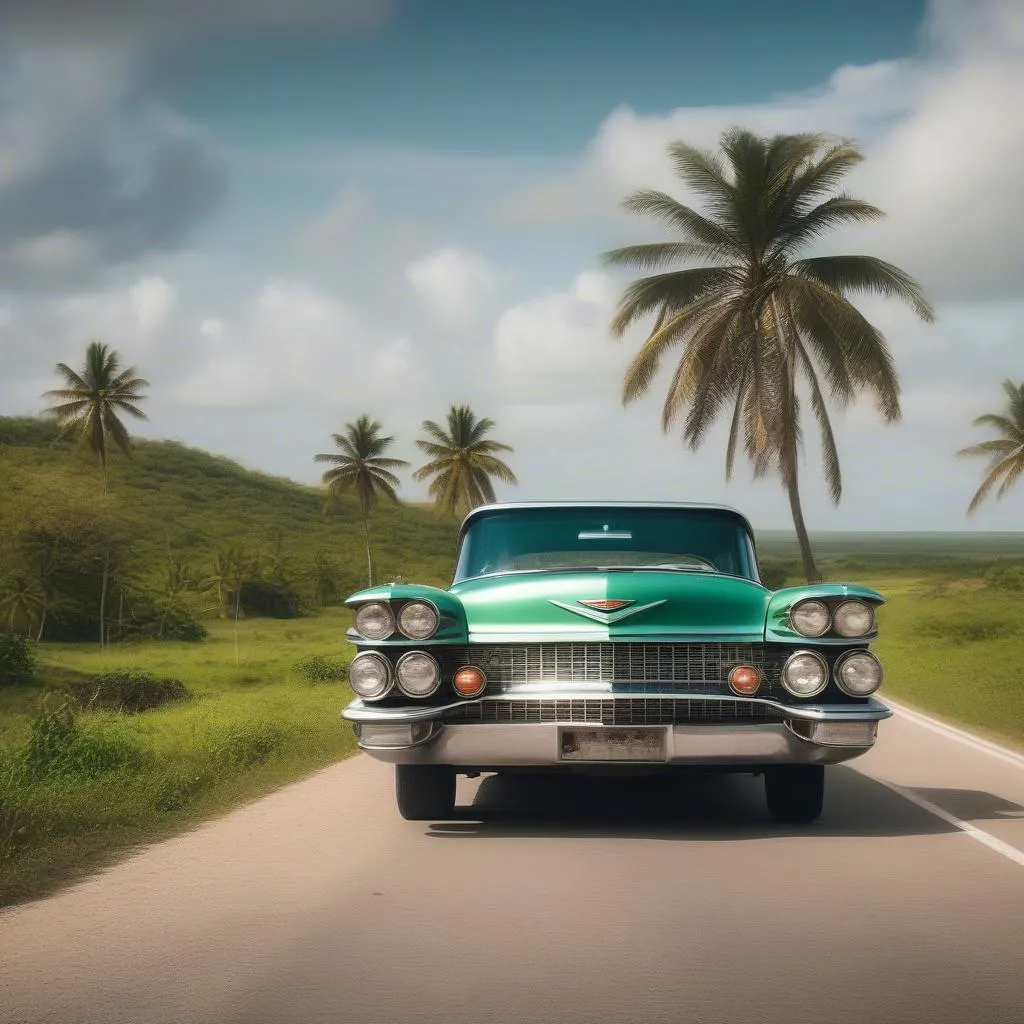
[3,705,1024,1024]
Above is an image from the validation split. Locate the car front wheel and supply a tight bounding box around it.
[764,765,824,824]
[395,765,456,821]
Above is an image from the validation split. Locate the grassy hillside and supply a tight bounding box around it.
[0,415,460,608]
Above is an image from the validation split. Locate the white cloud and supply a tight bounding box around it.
[199,317,224,339]
[406,247,499,326]
[173,278,422,409]
[493,270,628,402]
[129,275,177,333]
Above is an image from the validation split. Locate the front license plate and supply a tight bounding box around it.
[559,727,667,762]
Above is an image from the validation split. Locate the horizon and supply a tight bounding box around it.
[1,0,1022,532]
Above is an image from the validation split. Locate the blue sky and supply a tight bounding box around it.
[1,0,1021,532]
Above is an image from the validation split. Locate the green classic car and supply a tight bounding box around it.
[341,502,890,824]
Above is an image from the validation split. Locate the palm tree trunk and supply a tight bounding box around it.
[99,458,108,648]
[36,606,47,643]
[784,456,822,584]
[362,512,373,588]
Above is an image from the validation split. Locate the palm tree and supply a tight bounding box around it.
[602,129,934,582]
[0,572,46,637]
[958,379,1024,515]
[42,341,149,645]
[413,404,518,518]
[315,416,409,588]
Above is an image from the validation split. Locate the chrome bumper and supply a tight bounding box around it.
[342,695,892,770]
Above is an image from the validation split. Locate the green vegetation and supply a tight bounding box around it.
[603,128,934,583]
[413,403,518,517]
[957,379,1024,515]
[0,611,359,907]
[0,415,459,644]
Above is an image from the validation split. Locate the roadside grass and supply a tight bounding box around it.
[0,609,358,908]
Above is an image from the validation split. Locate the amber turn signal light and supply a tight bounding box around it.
[728,665,761,695]
[453,666,486,698]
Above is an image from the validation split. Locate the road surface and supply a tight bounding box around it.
[3,703,1024,1024]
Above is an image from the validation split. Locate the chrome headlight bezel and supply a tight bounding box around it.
[354,601,396,641]
[832,600,876,638]
[395,650,441,698]
[834,649,884,697]
[396,600,440,641]
[348,651,394,700]
[789,599,831,638]
[781,649,830,699]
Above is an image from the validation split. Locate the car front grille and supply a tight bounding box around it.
[441,698,783,726]
[437,642,785,697]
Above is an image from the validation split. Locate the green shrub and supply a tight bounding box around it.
[208,720,285,768]
[19,696,143,781]
[64,670,191,713]
[239,579,302,619]
[758,558,800,591]
[0,632,35,687]
[983,563,1024,593]
[293,654,348,685]
[917,615,1020,643]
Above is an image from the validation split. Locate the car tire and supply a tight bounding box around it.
[395,765,456,821]
[764,765,824,824]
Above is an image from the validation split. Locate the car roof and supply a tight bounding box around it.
[457,501,756,541]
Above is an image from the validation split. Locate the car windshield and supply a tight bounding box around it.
[453,507,758,582]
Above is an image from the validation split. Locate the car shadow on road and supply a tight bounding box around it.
[904,786,1024,821]
[424,767,960,841]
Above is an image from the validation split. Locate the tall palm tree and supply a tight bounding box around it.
[315,416,409,588]
[42,341,149,645]
[602,128,934,582]
[958,379,1024,515]
[413,404,517,518]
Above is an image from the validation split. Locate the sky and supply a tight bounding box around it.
[0,0,1022,532]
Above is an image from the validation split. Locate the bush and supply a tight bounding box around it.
[64,670,191,713]
[293,654,348,685]
[153,767,211,813]
[983,563,1024,593]
[758,558,800,591]
[238,579,301,620]
[207,720,285,768]
[0,633,35,687]
[18,696,143,781]
[917,615,1020,643]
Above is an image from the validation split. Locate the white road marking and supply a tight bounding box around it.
[875,778,1024,869]
[887,698,1024,771]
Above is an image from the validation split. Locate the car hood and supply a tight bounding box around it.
[449,569,771,642]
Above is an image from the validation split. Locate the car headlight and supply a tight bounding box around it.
[782,650,829,698]
[835,650,884,696]
[833,600,875,638]
[397,600,440,640]
[354,602,395,640]
[349,652,393,700]
[396,651,441,698]
[790,599,831,637]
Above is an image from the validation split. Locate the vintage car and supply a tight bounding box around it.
[341,501,890,824]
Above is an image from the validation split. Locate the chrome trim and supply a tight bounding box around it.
[353,601,396,641]
[832,600,876,639]
[452,664,487,698]
[547,598,668,624]
[833,649,884,697]
[395,650,441,698]
[781,649,830,698]
[396,599,440,640]
[348,651,394,700]
[351,720,879,767]
[342,693,893,724]
[790,599,831,638]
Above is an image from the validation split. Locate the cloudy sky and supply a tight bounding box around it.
[1,0,1021,532]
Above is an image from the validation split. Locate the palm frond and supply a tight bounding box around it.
[792,255,934,321]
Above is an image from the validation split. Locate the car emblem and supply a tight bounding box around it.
[549,598,667,624]
[578,599,634,612]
